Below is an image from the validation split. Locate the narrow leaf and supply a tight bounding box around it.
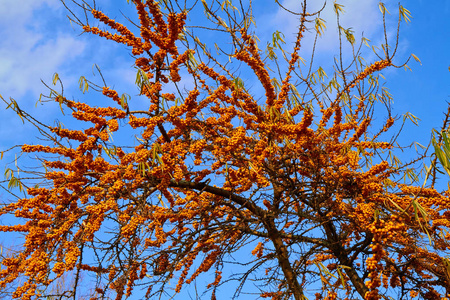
[411,53,421,65]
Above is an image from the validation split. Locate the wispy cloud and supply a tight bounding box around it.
[0,0,88,100]
[267,0,381,48]
[254,0,386,67]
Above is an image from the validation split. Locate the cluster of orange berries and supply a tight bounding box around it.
[235,50,276,106]
[12,282,38,300]
[22,144,76,159]
[323,291,338,300]
[175,251,196,292]
[260,291,283,299]
[364,289,382,300]
[251,242,264,258]
[400,185,441,198]
[187,250,221,284]
[206,270,222,289]
[51,128,88,142]
[102,87,127,109]
[364,161,390,177]
[347,60,390,91]
[313,253,335,263]
[366,255,379,272]
[348,118,371,143]
[91,9,140,45]
[169,50,191,82]
[276,22,304,106]
[120,215,144,239]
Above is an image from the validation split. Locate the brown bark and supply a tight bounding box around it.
[171,179,305,298]
[323,221,369,298]
[265,217,304,300]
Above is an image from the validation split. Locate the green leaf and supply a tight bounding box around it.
[79,76,89,93]
[233,77,244,90]
[343,27,355,45]
[272,30,286,49]
[266,44,277,60]
[362,37,371,47]
[187,51,198,69]
[103,145,112,159]
[399,5,412,23]
[403,112,420,126]
[36,93,43,107]
[52,73,60,85]
[317,67,328,80]
[378,2,390,15]
[411,53,421,65]
[56,95,65,115]
[4,168,13,180]
[158,194,167,208]
[333,2,345,15]
[443,257,450,280]
[315,18,326,36]
[315,262,337,280]
[268,78,278,94]
[221,0,238,13]
[432,130,450,177]
[336,267,347,289]
[120,93,130,109]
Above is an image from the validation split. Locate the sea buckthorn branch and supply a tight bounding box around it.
[430,103,450,187]
[337,60,391,102]
[234,29,277,107]
[1,97,67,149]
[90,9,143,47]
[239,226,330,247]
[167,179,265,217]
[2,1,450,300]
[321,215,370,297]
[276,1,307,109]
[149,170,307,298]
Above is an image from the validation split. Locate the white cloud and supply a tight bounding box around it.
[0,0,57,24]
[0,36,86,99]
[257,0,382,58]
[0,0,86,100]
[0,0,89,150]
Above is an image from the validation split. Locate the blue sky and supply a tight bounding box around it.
[0,0,449,298]
[0,0,448,154]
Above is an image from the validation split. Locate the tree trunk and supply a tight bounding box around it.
[265,217,304,300]
[323,221,369,298]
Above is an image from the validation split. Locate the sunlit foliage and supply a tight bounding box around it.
[1,1,449,299]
